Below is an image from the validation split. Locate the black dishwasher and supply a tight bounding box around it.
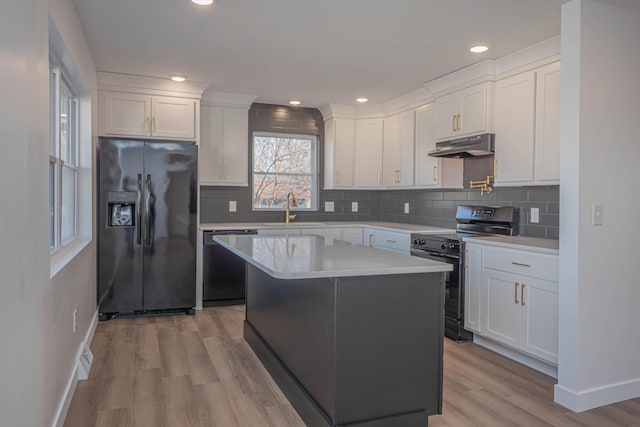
[203,229,257,307]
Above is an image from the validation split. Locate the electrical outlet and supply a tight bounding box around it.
[73,309,78,334]
[530,208,539,223]
[229,201,237,212]
[351,202,358,212]
[325,201,335,212]
[404,203,410,214]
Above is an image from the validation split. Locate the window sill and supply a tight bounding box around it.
[50,237,92,279]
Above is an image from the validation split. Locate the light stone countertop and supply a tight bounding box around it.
[463,235,559,254]
[213,234,452,280]
[200,221,453,234]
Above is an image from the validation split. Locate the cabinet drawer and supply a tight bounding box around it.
[374,229,410,254]
[484,246,558,282]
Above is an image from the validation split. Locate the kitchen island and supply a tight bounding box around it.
[213,234,452,427]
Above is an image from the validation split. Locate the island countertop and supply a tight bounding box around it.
[213,234,452,280]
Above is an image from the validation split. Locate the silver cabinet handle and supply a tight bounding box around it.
[368,234,373,247]
[512,261,532,267]
[386,239,397,243]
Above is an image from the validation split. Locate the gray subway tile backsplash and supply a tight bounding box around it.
[200,103,560,239]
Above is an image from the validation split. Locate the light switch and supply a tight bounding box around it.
[325,201,335,212]
[229,201,237,212]
[351,202,358,212]
[592,204,604,226]
[404,203,410,214]
[530,208,539,223]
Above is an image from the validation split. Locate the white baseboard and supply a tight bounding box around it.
[555,377,640,412]
[52,309,99,427]
[473,335,558,378]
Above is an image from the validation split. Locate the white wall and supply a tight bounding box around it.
[556,0,640,411]
[0,1,49,426]
[46,0,99,425]
[0,0,97,426]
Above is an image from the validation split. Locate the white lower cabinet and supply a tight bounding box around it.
[363,227,410,254]
[304,228,343,240]
[465,242,559,366]
[340,227,364,245]
[257,229,301,236]
[463,243,483,333]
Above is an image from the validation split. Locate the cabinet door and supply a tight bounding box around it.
[101,92,150,137]
[534,62,561,183]
[494,71,536,184]
[221,108,249,186]
[521,277,559,364]
[435,94,460,139]
[397,110,415,186]
[464,244,483,333]
[199,105,224,183]
[415,105,440,187]
[304,228,343,240]
[459,83,488,136]
[341,227,363,245]
[382,115,400,187]
[483,269,522,349]
[151,96,196,140]
[363,228,376,247]
[354,119,383,188]
[257,228,301,235]
[333,119,355,188]
[383,111,415,188]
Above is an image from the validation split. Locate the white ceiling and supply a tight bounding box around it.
[72,0,576,107]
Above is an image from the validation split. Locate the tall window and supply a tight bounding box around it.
[252,132,318,210]
[50,66,79,252]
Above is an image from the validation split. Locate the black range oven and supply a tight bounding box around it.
[410,205,519,341]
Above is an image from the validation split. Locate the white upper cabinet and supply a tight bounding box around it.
[383,110,415,188]
[354,119,384,188]
[414,104,463,189]
[435,82,493,140]
[151,96,198,140]
[100,91,197,140]
[533,62,561,183]
[324,118,355,189]
[494,71,537,183]
[200,105,249,186]
[494,62,561,186]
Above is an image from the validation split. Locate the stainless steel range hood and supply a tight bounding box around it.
[428,133,495,158]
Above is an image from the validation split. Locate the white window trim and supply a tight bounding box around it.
[50,65,80,256]
[251,131,319,212]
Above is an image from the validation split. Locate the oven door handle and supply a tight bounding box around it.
[411,248,460,261]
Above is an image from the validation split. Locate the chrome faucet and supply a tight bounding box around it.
[285,192,298,224]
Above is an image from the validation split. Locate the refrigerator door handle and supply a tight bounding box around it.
[136,174,142,245]
[145,174,152,246]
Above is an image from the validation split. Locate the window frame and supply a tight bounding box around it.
[251,131,319,212]
[49,64,79,255]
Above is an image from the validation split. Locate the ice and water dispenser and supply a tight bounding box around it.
[107,191,137,227]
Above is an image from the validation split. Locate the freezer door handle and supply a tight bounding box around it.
[136,174,142,245]
[145,174,152,246]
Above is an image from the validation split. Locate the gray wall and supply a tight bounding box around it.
[381,186,559,239]
[200,103,559,239]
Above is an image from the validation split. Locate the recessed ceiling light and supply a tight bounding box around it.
[470,45,489,53]
[289,100,301,106]
[192,0,215,5]
[356,98,369,103]
[169,74,187,82]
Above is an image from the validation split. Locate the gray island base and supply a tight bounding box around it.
[213,235,449,427]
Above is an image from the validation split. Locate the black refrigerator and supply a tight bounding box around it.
[97,138,197,319]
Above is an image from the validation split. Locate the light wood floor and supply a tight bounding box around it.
[64,306,640,427]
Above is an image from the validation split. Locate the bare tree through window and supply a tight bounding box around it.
[252,132,317,210]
